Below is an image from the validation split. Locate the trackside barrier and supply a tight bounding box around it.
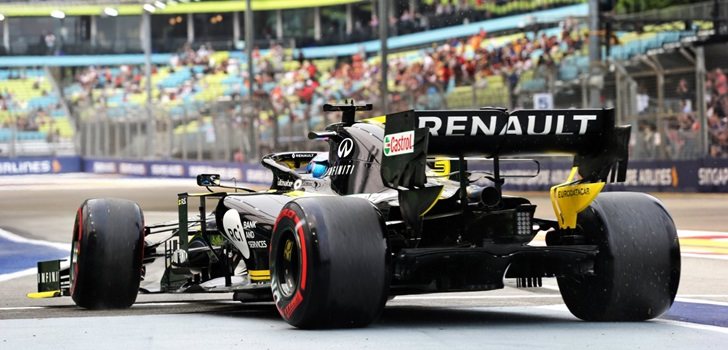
[1,157,726,192]
[82,158,273,185]
[470,158,728,193]
[0,156,81,175]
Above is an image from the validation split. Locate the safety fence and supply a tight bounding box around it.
[72,99,332,163]
[3,155,727,193]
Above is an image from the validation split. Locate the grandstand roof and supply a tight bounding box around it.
[0,3,588,67]
[0,0,363,17]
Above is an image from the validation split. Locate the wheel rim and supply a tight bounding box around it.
[275,230,300,299]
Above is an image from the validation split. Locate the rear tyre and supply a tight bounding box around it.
[270,197,388,328]
[557,192,680,321]
[71,198,145,309]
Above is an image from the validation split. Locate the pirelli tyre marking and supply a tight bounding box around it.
[272,208,308,319]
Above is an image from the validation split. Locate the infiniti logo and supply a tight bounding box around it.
[338,138,354,158]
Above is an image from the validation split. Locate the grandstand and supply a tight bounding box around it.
[0,68,75,156]
[1,0,727,161]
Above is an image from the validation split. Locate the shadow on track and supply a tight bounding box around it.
[203,303,579,328]
[377,305,576,328]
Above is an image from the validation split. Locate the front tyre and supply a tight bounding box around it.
[71,198,145,309]
[557,192,681,321]
[270,197,388,328]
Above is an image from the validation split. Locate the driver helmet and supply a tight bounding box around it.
[306,153,329,178]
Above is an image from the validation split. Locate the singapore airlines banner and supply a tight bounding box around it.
[0,157,81,175]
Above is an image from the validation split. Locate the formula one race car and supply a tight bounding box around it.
[31,104,680,328]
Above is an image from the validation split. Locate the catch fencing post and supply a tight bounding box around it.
[167,109,174,160]
[379,0,389,114]
[182,107,188,161]
[124,112,132,158]
[142,9,155,160]
[103,110,110,157]
[94,111,102,157]
[9,112,16,158]
[471,84,477,107]
[695,46,708,157]
[245,0,257,159]
[197,110,203,161]
[115,117,121,159]
[135,108,144,159]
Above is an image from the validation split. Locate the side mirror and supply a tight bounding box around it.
[197,174,221,187]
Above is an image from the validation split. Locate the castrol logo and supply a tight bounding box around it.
[383,131,415,157]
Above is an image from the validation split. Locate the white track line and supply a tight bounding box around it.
[0,228,69,282]
[399,294,728,303]
[678,230,728,237]
[394,294,562,300]
[676,298,728,307]
[0,228,70,251]
[0,301,240,311]
[682,253,728,261]
[0,306,46,311]
[0,268,39,283]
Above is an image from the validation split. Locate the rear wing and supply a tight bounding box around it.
[381,108,630,189]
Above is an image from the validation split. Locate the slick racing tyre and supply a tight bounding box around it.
[71,198,145,309]
[557,192,681,321]
[270,197,388,328]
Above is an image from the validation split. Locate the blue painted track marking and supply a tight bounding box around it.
[663,301,728,328]
[0,231,68,275]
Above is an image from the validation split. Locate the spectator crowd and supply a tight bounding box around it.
[633,68,728,160]
[0,73,67,143]
[13,3,724,161]
[69,16,588,137]
[707,68,728,157]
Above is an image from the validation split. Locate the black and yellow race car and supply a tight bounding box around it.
[31,104,680,329]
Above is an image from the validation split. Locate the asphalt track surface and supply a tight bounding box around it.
[1,174,727,349]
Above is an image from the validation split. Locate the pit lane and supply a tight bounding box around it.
[1,174,727,348]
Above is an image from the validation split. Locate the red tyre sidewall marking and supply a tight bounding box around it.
[296,219,307,291]
[273,208,308,319]
[71,206,83,295]
[139,213,145,274]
